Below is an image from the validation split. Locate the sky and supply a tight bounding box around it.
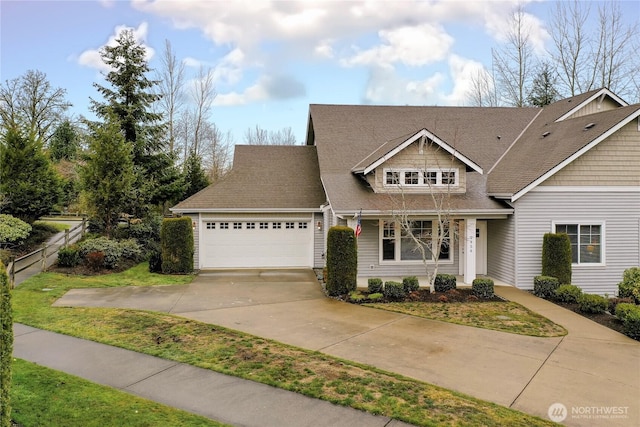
[1,0,638,145]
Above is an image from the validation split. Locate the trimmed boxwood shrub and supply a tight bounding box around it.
[617,267,640,304]
[160,217,194,274]
[434,273,456,292]
[554,284,582,304]
[403,276,419,293]
[1,261,12,427]
[384,281,406,300]
[615,303,640,340]
[57,245,80,268]
[326,226,357,296]
[542,233,572,285]
[472,278,494,298]
[78,237,142,269]
[368,278,383,294]
[533,276,560,299]
[577,293,608,314]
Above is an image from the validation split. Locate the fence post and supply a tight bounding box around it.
[41,243,47,271]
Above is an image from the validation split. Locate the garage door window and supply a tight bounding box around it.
[273,222,282,229]
[286,222,295,229]
[233,222,242,229]
[220,222,229,229]
[246,222,255,229]
[298,222,307,229]
[260,222,268,229]
[206,222,215,229]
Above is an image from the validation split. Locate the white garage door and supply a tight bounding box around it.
[200,219,313,268]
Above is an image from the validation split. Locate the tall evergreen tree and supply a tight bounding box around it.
[528,62,560,107]
[80,112,135,237]
[49,120,79,161]
[182,150,210,199]
[0,128,60,223]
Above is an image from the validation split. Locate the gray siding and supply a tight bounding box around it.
[356,219,459,278]
[513,191,640,295]
[487,218,516,284]
[313,212,324,268]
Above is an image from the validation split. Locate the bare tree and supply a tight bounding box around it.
[199,123,232,182]
[189,66,217,155]
[0,70,71,142]
[492,6,534,107]
[244,125,297,145]
[466,68,498,107]
[154,40,185,152]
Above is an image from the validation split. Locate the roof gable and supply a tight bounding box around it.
[352,128,483,175]
[555,88,628,122]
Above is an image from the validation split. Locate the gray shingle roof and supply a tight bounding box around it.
[172,145,326,211]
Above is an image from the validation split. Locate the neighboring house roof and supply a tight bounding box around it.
[172,145,326,212]
[487,103,640,200]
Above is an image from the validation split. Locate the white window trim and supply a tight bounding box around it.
[379,220,453,265]
[551,221,606,267]
[383,167,459,188]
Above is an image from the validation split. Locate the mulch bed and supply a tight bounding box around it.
[343,288,503,304]
[550,300,627,336]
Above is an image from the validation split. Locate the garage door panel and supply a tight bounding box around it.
[201,220,312,268]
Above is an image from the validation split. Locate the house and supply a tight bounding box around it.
[172,88,640,295]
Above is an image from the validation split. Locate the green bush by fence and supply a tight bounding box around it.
[160,217,194,274]
[542,233,572,284]
[1,261,12,427]
[325,226,357,296]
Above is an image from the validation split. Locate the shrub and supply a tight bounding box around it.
[1,261,12,427]
[403,276,419,293]
[554,284,582,304]
[349,291,366,302]
[0,214,31,247]
[325,226,357,296]
[617,267,640,304]
[148,248,162,273]
[368,278,383,294]
[383,281,406,300]
[368,293,383,301]
[533,276,560,299]
[78,237,121,269]
[86,251,105,271]
[615,303,640,340]
[434,274,456,292]
[0,250,11,266]
[118,238,143,262]
[472,278,494,298]
[542,233,572,284]
[161,217,194,274]
[577,293,608,314]
[57,246,80,268]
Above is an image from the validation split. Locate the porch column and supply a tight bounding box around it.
[464,218,477,284]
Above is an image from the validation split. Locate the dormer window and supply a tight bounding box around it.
[384,168,458,187]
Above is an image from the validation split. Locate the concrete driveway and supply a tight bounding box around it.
[54,269,640,426]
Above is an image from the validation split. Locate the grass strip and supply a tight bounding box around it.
[365,301,567,337]
[13,264,556,426]
[10,359,228,427]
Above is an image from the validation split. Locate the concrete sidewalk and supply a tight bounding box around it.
[13,323,413,427]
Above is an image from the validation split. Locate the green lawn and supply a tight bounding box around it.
[10,359,228,427]
[12,263,556,427]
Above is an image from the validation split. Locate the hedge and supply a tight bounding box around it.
[77,237,142,269]
[533,276,559,300]
[615,303,640,340]
[57,245,80,268]
[160,217,194,274]
[384,281,406,300]
[403,276,419,293]
[1,261,12,427]
[542,233,572,285]
[434,274,456,292]
[554,284,582,304]
[325,226,357,296]
[472,278,494,298]
[368,278,383,294]
[577,293,608,314]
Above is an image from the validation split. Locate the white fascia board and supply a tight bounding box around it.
[512,109,640,202]
[171,208,321,214]
[555,88,628,122]
[333,208,513,217]
[531,186,640,193]
[362,129,483,175]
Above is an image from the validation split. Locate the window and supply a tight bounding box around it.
[298,222,308,229]
[220,222,229,229]
[272,222,282,229]
[285,222,295,229]
[555,223,603,264]
[259,222,269,229]
[233,222,242,229]
[384,168,458,187]
[381,220,452,263]
[246,222,255,229]
[206,222,215,229]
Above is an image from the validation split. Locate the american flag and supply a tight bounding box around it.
[355,210,362,238]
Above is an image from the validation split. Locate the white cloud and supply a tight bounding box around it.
[214,74,306,106]
[314,39,334,59]
[362,67,446,105]
[342,24,454,69]
[77,22,155,72]
[443,54,488,105]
